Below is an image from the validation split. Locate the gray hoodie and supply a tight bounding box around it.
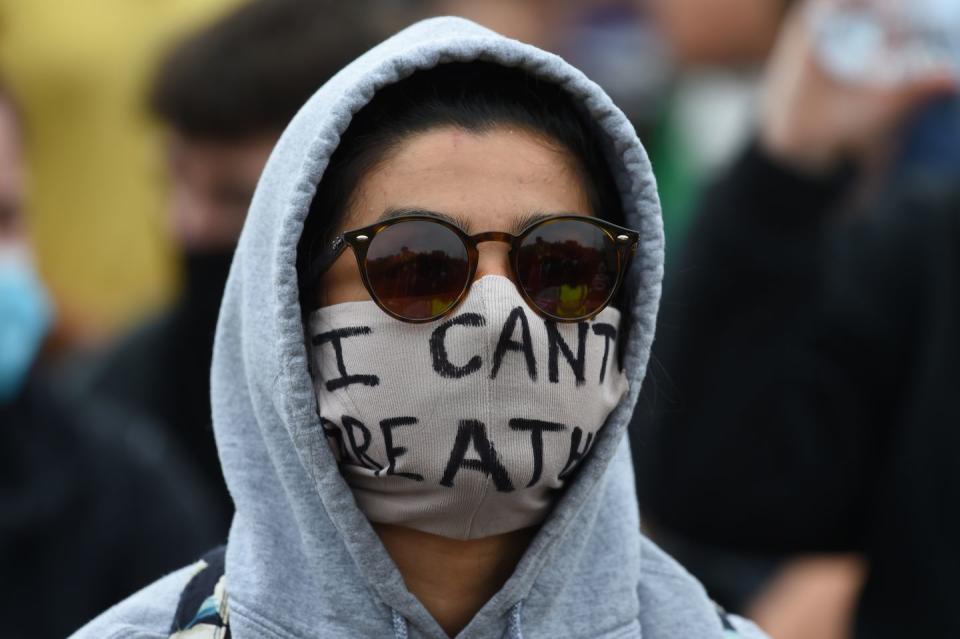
[71,17,768,639]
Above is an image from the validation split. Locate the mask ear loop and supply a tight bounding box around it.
[612,236,638,374]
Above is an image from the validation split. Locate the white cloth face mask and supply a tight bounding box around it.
[307,275,628,539]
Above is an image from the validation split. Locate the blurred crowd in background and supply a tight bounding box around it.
[2,0,959,637]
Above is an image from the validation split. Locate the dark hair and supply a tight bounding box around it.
[297,61,623,307]
[150,0,405,140]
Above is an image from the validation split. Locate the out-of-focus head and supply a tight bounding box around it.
[0,83,27,250]
[646,0,794,66]
[0,82,52,403]
[151,0,407,252]
[424,0,557,46]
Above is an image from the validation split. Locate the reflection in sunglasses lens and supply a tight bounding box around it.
[515,220,617,319]
[365,220,470,320]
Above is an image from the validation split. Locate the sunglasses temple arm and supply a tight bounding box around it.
[311,234,350,280]
[613,241,639,295]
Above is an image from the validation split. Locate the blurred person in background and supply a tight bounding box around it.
[648,0,789,66]
[0,0,250,341]
[73,0,409,536]
[0,80,220,639]
[640,0,797,240]
[632,0,959,637]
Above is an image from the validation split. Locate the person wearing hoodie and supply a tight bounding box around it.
[70,18,768,639]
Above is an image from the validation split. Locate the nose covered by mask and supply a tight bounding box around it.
[307,275,628,539]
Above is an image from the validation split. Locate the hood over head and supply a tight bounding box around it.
[210,16,755,639]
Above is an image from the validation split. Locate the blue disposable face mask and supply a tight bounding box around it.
[0,247,52,403]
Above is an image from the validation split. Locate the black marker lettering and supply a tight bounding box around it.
[341,415,383,474]
[546,321,588,385]
[440,420,514,492]
[430,313,485,378]
[379,417,423,481]
[509,418,566,487]
[558,426,595,481]
[312,326,379,391]
[591,323,617,384]
[491,306,537,381]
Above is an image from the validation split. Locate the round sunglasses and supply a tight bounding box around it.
[319,214,639,323]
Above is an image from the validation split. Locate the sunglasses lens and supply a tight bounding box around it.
[515,219,619,319]
[364,220,470,320]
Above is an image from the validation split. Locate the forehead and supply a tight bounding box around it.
[345,126,591,233]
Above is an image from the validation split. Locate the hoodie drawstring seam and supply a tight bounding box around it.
[508,601,524,639]
[391,609,408,639]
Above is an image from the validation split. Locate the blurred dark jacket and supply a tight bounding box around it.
[74,251,234,535]
[0,373,220,639]
[631,143,960,638]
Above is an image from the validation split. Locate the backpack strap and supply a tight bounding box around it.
[169,545,230,639]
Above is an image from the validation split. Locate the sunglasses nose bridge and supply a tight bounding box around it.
[470,230,515,246]
[469,232,515,281]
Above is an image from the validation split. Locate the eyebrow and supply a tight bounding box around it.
[377,208,577,235]
[511,212,559,234]
[378,207,470,232]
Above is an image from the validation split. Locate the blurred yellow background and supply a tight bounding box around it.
[0,0,243,339]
